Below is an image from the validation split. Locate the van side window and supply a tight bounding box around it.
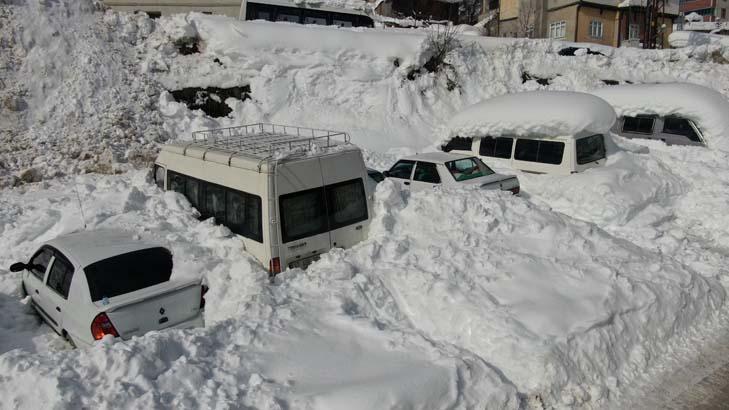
[28,247,53,280]
[662,117,702,142]
[204,184,226,222]
[166,171,263,243]
[326,179,368,230]
[227,191,263,242]
[153,165,165,189]
[280,187,328,243]
[413,162,441,183]
[622,115,655,134]
[515,139,565,165]
[387,160,415,179]
[479,136,513,159]
[168,171,185,194]
[46,253,74,299]
[442,137,473,152]
[576,134,606,165]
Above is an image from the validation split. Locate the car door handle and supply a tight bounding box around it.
[404,181,410,185]
[55,307,61,312]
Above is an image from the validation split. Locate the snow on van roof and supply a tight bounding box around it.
[447,91,617,140]
[45,229,163,268]
[591,83,729,151]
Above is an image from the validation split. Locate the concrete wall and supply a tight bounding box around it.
[103,0,242,17]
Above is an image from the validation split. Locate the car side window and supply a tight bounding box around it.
[46,253,74,299]
[28,247,53,280]
[387,160,415,179]
[662,117,702,142]
[413,162,441,183]
[622,115,655,134]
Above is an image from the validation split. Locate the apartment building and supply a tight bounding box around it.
[484,0,679,47]
[679,0,728,22]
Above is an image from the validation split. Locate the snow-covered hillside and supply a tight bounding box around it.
[3,1,729,409]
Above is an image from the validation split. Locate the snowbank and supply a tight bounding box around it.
[446,91,616,138]
[591,83,729,151]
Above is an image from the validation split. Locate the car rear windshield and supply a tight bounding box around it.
[84,247,173,302]
[445,157,495,181]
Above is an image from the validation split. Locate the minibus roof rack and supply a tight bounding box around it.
[188,123,351,160]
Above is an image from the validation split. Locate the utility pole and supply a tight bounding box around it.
[643,0,666,49]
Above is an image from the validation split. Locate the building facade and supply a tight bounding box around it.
[484,0,678,47]
[679,0,728,22]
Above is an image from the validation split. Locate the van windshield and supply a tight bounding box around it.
[445,157,495,181]
[84,247,173,302]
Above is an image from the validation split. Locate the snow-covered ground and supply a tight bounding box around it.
[3,1,729,408]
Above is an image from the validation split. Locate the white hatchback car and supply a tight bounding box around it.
[384,152,520,194]
[11,230,206,348]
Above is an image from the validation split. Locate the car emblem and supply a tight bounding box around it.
[159,307,165,315]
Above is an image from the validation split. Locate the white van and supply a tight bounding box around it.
[154,124,372,275]
[444,91,616,176]
[441,132,607,176]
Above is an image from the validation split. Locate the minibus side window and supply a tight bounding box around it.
[442,137,473,152]
[227,191,263,242]
[576,134,606,165]
[168,171,185,194]
[186,178,202,210]
[622,115,655,134]
[479,136,513,159]
[326,178,368,230]
[280,187,328,243]
[515,139,564,165]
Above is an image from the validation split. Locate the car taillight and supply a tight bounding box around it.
[269,257,281,275]
[200,285,209,309]
[510,186,520,195]
[90,312,119,341]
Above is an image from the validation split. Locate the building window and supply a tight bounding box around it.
[629,23,640,40]
[722,8,727,18]
[549,21,567,39]
[589,20,603,38]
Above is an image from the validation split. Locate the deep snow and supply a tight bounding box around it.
[3,1,729,409]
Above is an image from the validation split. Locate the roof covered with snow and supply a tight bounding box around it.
[447,91,617,139]
[402,151,474,164]
[45,229,164,268]
[591,83,729,151]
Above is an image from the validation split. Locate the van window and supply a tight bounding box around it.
[28,247,53,280]
[622,115,655,134]
[514,139,564,165]
[662,117,702,142]
[186,177,202,210]
[445,157,494,181]
[166,171,263,242]
[388,160,415,179]
[168,171,185,194]
[204,184,226,222]
[576,134,606,165]
[280,187,328,243]
[85,247,172,302]
[227,191,263,242]
[153,165,165,189]
[478,136,513,159]
[46,253,74,299]
[326,179,368,230]
[442,137,473,152]
[413,162,441,183]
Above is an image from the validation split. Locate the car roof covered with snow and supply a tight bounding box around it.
[401,151,476,164]
[447,91,617,140]
[44,230,165,268]
[591,82,729,151]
